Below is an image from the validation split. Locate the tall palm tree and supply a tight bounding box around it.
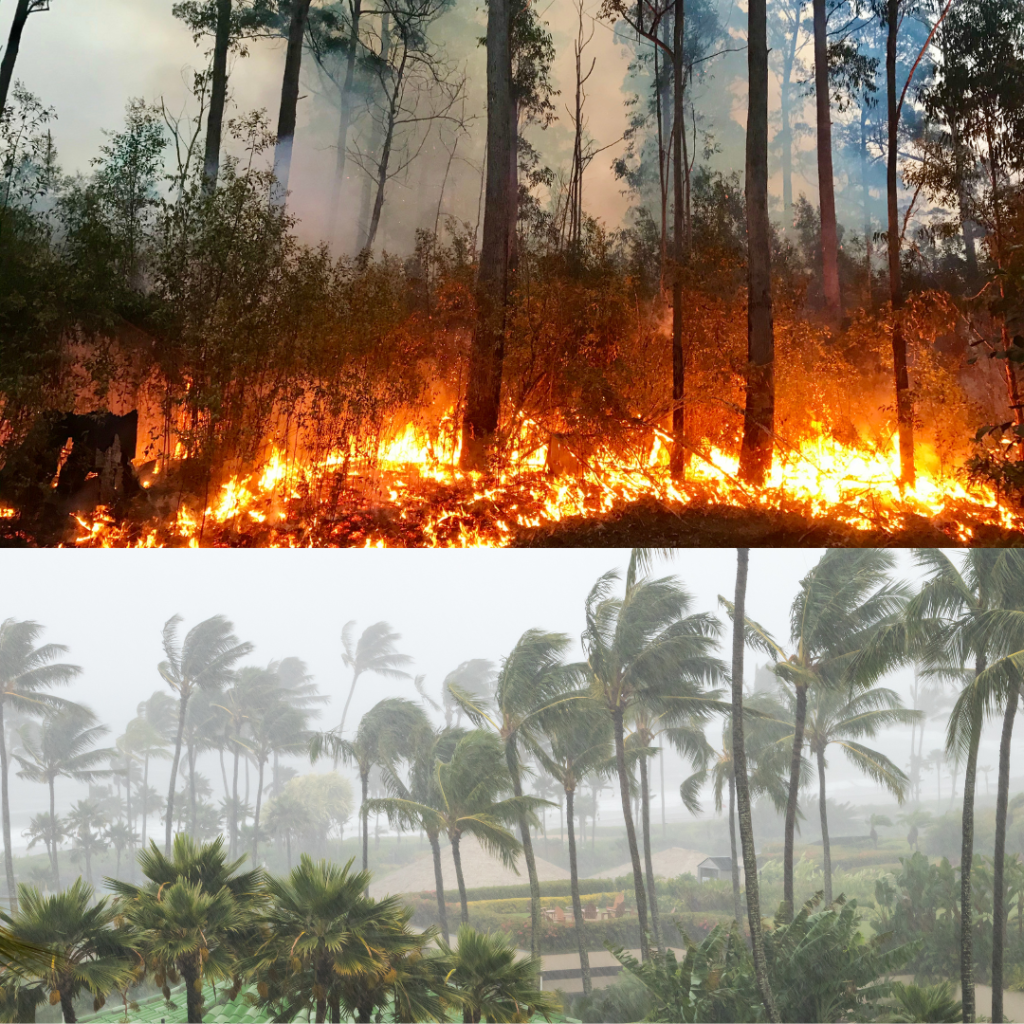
[580,561,724,959]
[447,629,576,959]
[533,698,611,996]
[105,820,137,879]
[1,878,133,1024]
[65,799,109,887]
[157,615,252,855]
[117,714,169,870]
[337,621,413,738]
[134,692,175,850]
[0,620,81,902]
[14,705,116,884]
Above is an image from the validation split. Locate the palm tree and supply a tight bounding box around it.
[157,615,253,855]
[440,925,558,1024]
[799,684,917,903]
[899,809,932,851]
[580,560,724,959]
[1,878,133,1023]
[337,621,413,737]
[0,619,81,901]
[109,834,264,1023]
[134,692,175,850]
[23,813,67,887]
[442,660,496,729]
[14,704,117,885]
[65,799,109,887]
[105,821,137,879]
[533,698,611,996]
[868,813,893,849]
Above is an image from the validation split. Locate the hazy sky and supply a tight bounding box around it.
[1,547,1001,838]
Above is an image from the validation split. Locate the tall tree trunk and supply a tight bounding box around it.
[739,0,775,485]
[782,682,808,922]
[991,675,1020,1024]
[252,758,265,865]
[507,95,519,271]
[813,0,840,317]
[188,744,198,837]
[729,767,742,924]
[886,0,915,487]
[142,753,149,856]
[460,0,513,470]
[961,656,984,1024]
[60,988,77,1024]
[271,0,314,207]
[126,761,133,864]
[612,707,650,960]
[506,746,542,960]
[363,49,407,251]
[0,703,12,908]
[0,0,31,117]
[339,670,361,739]
[451,832,470,924]
[861,105,873,305]
[49,778,60,887]
[780,7,798,233]
[816,744,832,904]
[428,829,449,944]
[669,0,686,481]
[203,0,232,189]
[326,0,362,246]
[731,548,780,1023]
[660,743,666,836]
[230,744,240,858]
[166,694,189,856]
[566,786,592,996]
[950,118,978,286]
[639,753,662,950]
[361,770,369,883]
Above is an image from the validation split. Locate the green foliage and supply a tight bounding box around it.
[887,980,963,1023]
[466,892,621,915]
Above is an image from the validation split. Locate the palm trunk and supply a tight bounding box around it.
[731,548,780,1023]
[142,753,149,853]
[338,670,360,738]
[460,0,513,470]
[230,744,240,858]
[60,988,76,1024]
[729,767,741,924]
[252,757,265,865]
[451,832,470,924]
[0,703,12,907]
[812,0,840,317]
[326,0,362,247]
[84,832,93,888]
[816,744,832,904]
[782,682,808,922]
[126,762,133,864]
[739,0,775,485]
[0,0,31,117]
[991,674,1020,1024]
[669,0,686,481]
[566,786,592,996]
[639,753,662,950]
[271,0,314,207]
[202,0,232,189]
[428,829,449,943]
[49,778,59,884]
[887,0,915,487]
[188,745,198,836]
[506,745,541,959]
[166,694,189,856]
[314,957,329,1023]
[612,706,650,960]
[181,957,204,1024]
[660,744,666,836]
[361,770,369,888]
[961,656,984,1024]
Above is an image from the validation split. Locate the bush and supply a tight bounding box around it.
[467,892,622,915]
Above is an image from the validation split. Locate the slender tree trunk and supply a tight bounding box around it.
[731,548,780,1023]
[460,0,513,470]
[816,744,832,904]
[0,703,12,908]
[126,761,133,864]
[49,779,61,887]
[428,829,449,944]
[729,767,741,924]
[961,655,985,1024]
[142,753,149,855]
[451,832,470,924]
[992,675,1020,1024]
[886,0,915,487]
[338,670,360,739]
[230,744,240,858]
[660,743,666,836]
[84,834,93,888]
[271,0,314,207]
[861,105,873,305]
[612,707,650,960]
[813,0,840,317]
[669,0,686,481]
[326,0,362,247]
[188,745,198,837]
[639,753,662,950]
[361,770,369,885]
[566,786,592,996]
[780,12,798,233]
[202,0,232,189]
[506,745,542,960]
[363,49,406,251]
[219,747,229,800]
[0,0,31,117]
[950,118,978,286]
[739,0,775,485]
[166,694,189,856]
[252,758,265,865]
[782,682,808,922]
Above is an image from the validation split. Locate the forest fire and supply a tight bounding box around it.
[44,413,1021,548]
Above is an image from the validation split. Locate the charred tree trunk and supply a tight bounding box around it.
[460,0,513,470]
[669,0,687,481]
[203,0,232,190]
[271,0,314,207]
[886,0,916,487]
[566,786,592,996]
[326,0,363,247]
[0,0,32,117]
[739,0,775,484]
[813,0,841,317]
[782,682,808,922]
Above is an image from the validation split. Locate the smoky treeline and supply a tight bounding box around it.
[2,0,1024,532]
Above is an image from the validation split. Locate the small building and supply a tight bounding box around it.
[698,856,738,883]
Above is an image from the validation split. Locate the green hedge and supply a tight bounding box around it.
[468,892,623,915]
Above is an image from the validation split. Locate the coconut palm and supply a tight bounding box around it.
[336,621,413,738]
[868,813,893,849]
[116,715,168,870]
[442,660,496,729]
[23,813,68,887]
[14,704,117,884]
[65,799,109,887]
[579,560,724,959]
[1,878,134,1023]
[157,615,253,855]
[105,821,137,879]
[533,697,611,996]
[134,692,175,850]
[0,619,81,901]
[440,924,557,1024]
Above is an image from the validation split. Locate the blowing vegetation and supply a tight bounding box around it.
[2,0,1024,545]
[0,547,1020,1021]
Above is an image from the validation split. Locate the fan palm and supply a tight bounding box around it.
[14,704,116,885]
[337,621,412,738]
[65,799,109,887]
[1,878,134,1024]
[579,561,724,959]
[0,619,81,901]
[157,615,252,855]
